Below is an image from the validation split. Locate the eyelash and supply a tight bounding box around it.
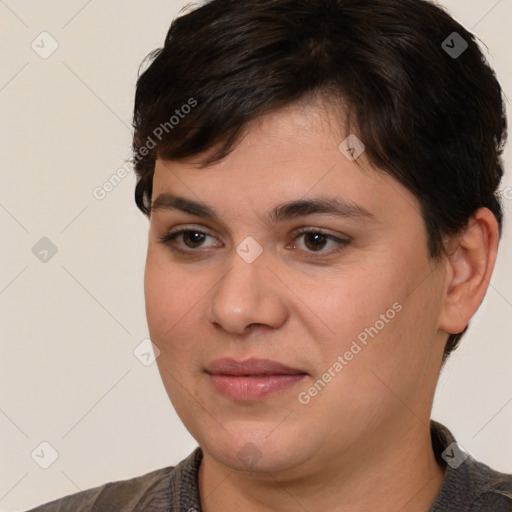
[158,227,350,257]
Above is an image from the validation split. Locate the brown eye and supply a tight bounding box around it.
[303,232,329,251]
[292,228,349,255]
[180,231,207,248]
[158,229,218,251]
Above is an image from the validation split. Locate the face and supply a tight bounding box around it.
[144,101,448,475]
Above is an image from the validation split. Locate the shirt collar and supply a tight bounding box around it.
[166,421,491,512]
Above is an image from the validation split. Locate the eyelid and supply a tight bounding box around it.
[292,226,347,239]
[165,224,216,238]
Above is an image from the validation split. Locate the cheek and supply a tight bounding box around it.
[144,259,171,336]
[144,254,188,351]
[308,265,403,346]
[296,281,439,439]
[144,253,211,371]
[309,257,441,381]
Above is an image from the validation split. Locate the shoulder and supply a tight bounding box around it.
[25,465,175,512]
[430,421,512,512]
[467,458,512,511]
[26,448,203,512]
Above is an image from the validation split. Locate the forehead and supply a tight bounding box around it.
[151,103,422,225]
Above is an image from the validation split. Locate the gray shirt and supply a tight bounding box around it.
[27,421,512,511]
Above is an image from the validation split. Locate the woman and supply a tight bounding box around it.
[28,0,512,510]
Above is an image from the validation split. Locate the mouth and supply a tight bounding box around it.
[205,358,308,401]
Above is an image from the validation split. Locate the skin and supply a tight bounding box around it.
[144,99,499,511]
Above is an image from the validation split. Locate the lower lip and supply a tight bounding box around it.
[208,374,307,401]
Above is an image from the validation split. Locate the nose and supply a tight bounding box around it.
[206,251,289,335]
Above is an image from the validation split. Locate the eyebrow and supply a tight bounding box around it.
[150,192,378,225]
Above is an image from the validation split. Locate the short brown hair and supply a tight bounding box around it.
[132,0,507,360]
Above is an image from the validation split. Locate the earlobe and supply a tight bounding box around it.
[438,208,499,335]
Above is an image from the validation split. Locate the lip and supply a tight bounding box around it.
[205,358,308,401]
[206,357,306,376]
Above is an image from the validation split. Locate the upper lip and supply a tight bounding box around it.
[205,358,307,376]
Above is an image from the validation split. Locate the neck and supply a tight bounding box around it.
[198,419,446,512]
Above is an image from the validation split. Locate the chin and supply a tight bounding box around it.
[198,421,314,473]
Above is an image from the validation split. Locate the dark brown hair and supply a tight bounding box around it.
[132,0,507,360]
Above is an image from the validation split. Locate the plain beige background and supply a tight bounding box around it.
[1,1,511,510]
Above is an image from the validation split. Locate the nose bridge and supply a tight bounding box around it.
[207,247,287,334]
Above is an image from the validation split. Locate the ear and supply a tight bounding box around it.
[438,207,499,335]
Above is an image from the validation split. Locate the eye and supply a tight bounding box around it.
[158,227,350,256]
[158,229,219,251]
[290,227,350,254]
